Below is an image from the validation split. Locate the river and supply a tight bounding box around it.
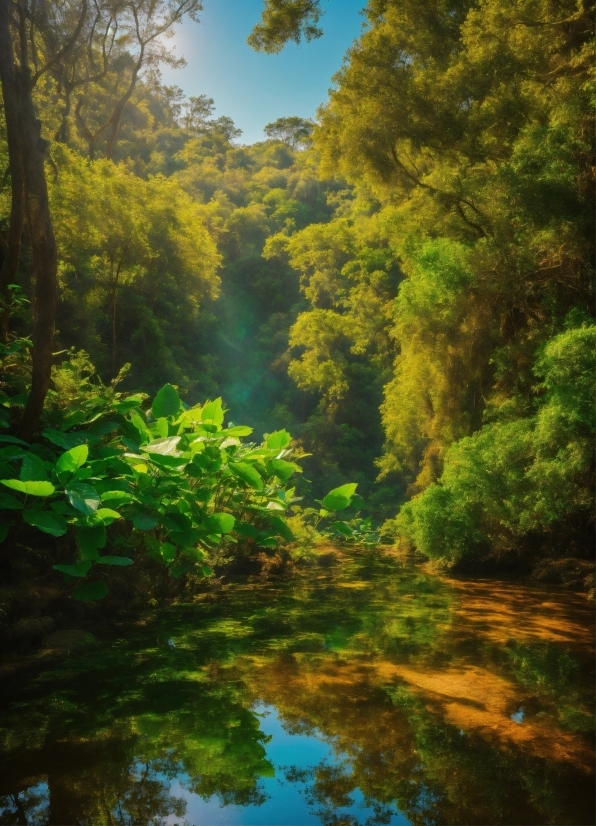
[0,552,593,825]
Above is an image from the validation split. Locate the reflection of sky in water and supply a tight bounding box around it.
[168,704,410,826]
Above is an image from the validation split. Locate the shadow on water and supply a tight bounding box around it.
[0,553,593,825]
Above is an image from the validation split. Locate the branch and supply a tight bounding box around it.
[32,0,88,84]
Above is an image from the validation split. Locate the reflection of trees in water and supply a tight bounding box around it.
[0,554,593,825]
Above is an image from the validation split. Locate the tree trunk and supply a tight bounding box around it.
[0,0,25,343]
[0,0,58,440]
[17,95,58,440]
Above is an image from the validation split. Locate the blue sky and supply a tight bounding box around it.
[160,0,366,144]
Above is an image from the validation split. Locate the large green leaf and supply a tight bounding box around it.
[142,436,182,456]
[96,556,134,566]
[129,412,151,444]
[234,522,259,539]
[72,581,109,601]
[266,430,292,451]
[0,492,22,509]
[66,483,100,515]
[270,459,298,482]
[0,435,28,445]
[204,512,235,534]
[329,483,358,499]
[100,490,137,505]
[77,524,106,560]
[23,509,68,536]
[322,483,358,512]
[201,398,224,427]
[152,384,181,419]
[56,445,89,478]
[225,425,253,437]
[229,461,263,490]
[267,515,295,542]
[131,513,158,530]
[20,453,49,482]
[1,479,55,497]
[43,429,93,449]
[321,493,351,512]
[95,508,122,525]
[53,560,92,578]
[160,542,177,562]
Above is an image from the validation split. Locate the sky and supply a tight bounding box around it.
[160,0,366,145]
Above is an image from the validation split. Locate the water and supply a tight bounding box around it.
[0,553,594,825]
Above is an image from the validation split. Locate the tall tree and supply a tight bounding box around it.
[0,0,203,438]
[0,0,88,438]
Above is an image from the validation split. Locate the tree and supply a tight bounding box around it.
[264,116,313,149]
[0,0,88,438]
[0,0,203,438]
[248,0,326,53]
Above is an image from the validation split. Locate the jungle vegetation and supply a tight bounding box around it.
[0,0,593,611]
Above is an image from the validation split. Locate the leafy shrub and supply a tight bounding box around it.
[0,371,362,600]
[395,323,595,563]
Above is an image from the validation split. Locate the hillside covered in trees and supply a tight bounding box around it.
[0,0,593,606]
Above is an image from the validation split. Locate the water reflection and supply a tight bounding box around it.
[0,553,593,825]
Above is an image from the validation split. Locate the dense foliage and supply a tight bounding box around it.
[0,0,593,590]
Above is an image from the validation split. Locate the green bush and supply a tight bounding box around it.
[0,362,362,600]
[396,323,595,563]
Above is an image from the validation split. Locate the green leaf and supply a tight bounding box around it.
[229,461,263,490]
[200,565,214,577]
[20,453,49,482]
[43,429,92,449]
[129,412,151,444]
[23,509,68,536]
[131,513,158,530]
[170,565,191,578]
[95,508,122,525]
[322,492,352,511]
[96,556,134,566]
[56,445,89,478]
[270,459,298,482]
[152,384,181,419]
[72,581,109,601]
[204,512,235,534]
[267,515,295,542]
[201,398,224,427]
[154,418,169,438]
[113,395,146,413]
[234,522,259,539]
[1,479,55,497]
[142,436,182,456]
[322,484,357,512]
[100,490,136,505]
[0,434,28,445]
[266,430,292,451]
[66,483,100,515]
[329,483,358,499]
[0,492,22,509]
[0,523,8,542]
[332,521,354,537]
[226,425,253,437]
[53,560,92,578]
[160,542,177,562]
[77,524,106,559]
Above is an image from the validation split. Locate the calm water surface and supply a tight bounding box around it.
[0,553,594,825]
